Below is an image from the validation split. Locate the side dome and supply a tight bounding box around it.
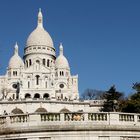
[26,9,54,48]
[9,43,24,69]
[55,44,69,69]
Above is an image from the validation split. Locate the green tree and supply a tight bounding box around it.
[122,83,140,113]
[100,85,124,112]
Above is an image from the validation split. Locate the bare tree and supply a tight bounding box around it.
[81,88,105,100]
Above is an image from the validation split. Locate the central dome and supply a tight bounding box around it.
[26,27,54,48]
[26,9,54,48]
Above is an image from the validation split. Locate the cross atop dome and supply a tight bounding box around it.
[38,8,43,28]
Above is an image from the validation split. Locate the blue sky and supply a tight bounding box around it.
[0,0,140,96]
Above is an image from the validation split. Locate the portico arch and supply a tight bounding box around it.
[34,93,40,98]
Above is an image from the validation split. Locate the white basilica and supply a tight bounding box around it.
[0,9,139,140]
[0,9,79,101]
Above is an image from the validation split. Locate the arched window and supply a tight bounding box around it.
[43,93,49,99]
[36,60,40,64]
[60,71,61,76]
[13,71,17,76]
[43,59,46,66]
[29,59,32,66]
[25,93,31,98]
[47,59,50,67]
[34,93,40,98]
[35,75,40,85]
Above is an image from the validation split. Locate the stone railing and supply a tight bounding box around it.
[88,113,107,121]
[10,114,29,123]
[119,114,134,122]
[64,113,84,121]
[0,116,6,124]
[0,112,140,126]
[41,113,60,121]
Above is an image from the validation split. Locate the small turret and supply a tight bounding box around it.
[55,43,69,69]
[8,42,24,69]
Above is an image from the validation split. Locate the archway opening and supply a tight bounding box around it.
[43,93,49,99]
[34,93,40,99]
[25,93,31,99]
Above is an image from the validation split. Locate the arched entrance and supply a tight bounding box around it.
[43,93,49,99]
[25,93,31,98]
[34,93,40,99]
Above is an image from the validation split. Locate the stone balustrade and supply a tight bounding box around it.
[0,112,140,126]
[119,114,134,122]
[0,116,6,124]
[41,113,60,121]
[10,114,29,123]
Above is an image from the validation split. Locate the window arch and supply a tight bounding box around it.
[43,93,49,99]
[11,108,24,114]
[34,93,40,98]
[35,107,47,113]
[36,60,40,64]
[25,93,31,98]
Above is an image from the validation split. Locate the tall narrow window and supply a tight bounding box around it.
[13,71,17,76]
[35,75,40,85]
[29,59,32,66]
[45,81,47,88]
[43,59,46,66]
[13,94,15,99]
[28,81,30,88]
[62,71,64,76]
[26,60,28,67]
[47,59,50,67]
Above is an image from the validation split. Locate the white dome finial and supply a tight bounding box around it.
[14,42,18,55]
[59,43,63,55]
[38,8,43,28]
